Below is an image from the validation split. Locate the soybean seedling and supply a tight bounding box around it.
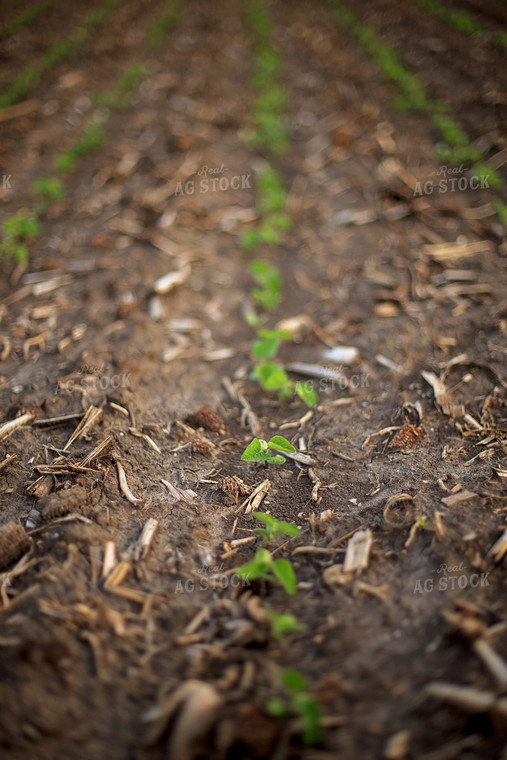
[253,360,317,408]
[236,548,297,595]
[250,329,317,408]
[33,177,64,214]
[252,328,291,360]
[242,168,292,250]
[1,213,39,264]
[248,260,282,309]
[242,435,295,465]
[235,512,300,596]
[252,512,301,544]
[267,669,322,746]
[55,119,106,175]
[266,609,305,640]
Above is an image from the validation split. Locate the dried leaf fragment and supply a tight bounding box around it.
[422,371,462,418]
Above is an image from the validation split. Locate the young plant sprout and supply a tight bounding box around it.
[241,435,295,465]
[235,512,300,595]
[1,213,40,263]
[252,512,300,544]
[236,548,297,595]
[248,260,282,310]
[266,609,305,640]
[267,669,322,745]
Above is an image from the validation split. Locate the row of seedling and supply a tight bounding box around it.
[0,0,185,110]
[405,0,507,56]
[0,0,124,109]
[1,0,186,265]
[0,0,63,40]
[243,3,317,408]
[246,0,290,154]
[234,2,322,745]
[235,507,322,744]
[325,0,507,225]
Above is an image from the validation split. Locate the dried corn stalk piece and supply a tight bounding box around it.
[0,522,30,570]
[0,411,34,441]
[116,461,142,506]
[187,406,226,434]
[143,679,223,755]
[343,529,373,573]
[39,485,88,521]
[62,405,102,452]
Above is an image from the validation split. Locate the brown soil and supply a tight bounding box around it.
[0,1,506,759]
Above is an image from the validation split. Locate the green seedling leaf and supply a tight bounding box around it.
[258,329,292,341]
[266,609,305,640]
[236,548,272,580]
[275,521,300,537]
[295,694,322,745]
[252,337,279,359]
[253,512,300,541]
[281,669,307,693]
[242,228,261,250]
[241,438,271,462]
[253,528,270,542]
[272,558,297,595]
[252,513,277,529]
[256,224,280,246]
[295,381,318,408]
[33,177,64,202]
[252,329,291,360]
[254,363,289,391]
[267,435,295,453]
[249,260,282,310]
[253,512,299,539]
[13,243,28,263]
[267,454,286,465]
[266,697,286,718]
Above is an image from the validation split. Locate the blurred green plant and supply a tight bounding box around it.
[267,669,322,745]
[1,213,39,264]
[55,119,106,174]
[33,176,64,214]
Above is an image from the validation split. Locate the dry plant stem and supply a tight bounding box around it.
[62,405,103,452]
[0,412,34,441]
[116,461,142,505]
